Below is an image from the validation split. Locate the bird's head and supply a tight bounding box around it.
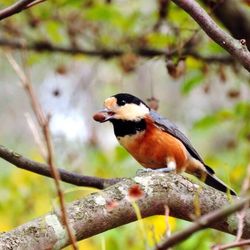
[93,93,150,123]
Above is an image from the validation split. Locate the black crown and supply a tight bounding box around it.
[113,93,149,108]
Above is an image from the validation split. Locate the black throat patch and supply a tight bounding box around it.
[110,119,146,137]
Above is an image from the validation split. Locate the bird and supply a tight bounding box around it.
[93,93,236,196]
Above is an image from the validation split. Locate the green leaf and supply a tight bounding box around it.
[181,70,204,94]
[45,21,64,43]
[194,115,218,130]
[194,109,235,130]
[201,41,225,55]
[234,101,250,117]
[84,4,122,23]
[147,33,176,48]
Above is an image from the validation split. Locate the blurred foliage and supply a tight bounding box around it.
[0,0,250,250]
[181,69,204,94]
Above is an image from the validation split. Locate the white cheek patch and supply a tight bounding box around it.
[117,103,149,121]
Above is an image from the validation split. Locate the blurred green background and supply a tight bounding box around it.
[0,0,249,249]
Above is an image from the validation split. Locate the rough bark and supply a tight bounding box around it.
[0,172,249,250]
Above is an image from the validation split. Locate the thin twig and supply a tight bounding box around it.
[5,52,78,249]
[5,52,45,125]
[43,119,78,249]
[241,164,250,195]
[26,0,46,8]
[25,112,47,158]
[236,164,250,240]
[0,0,44,21]
[154,196,250,250]
[164,206,171,238]
[214,163,250,249]
[235,207,247,242]
[235,163,250,242]
[212,239,250,250]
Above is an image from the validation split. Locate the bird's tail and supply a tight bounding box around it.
[204,172,237,196]
[191,166,237,196]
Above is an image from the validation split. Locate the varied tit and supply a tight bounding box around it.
[93,93,236,196]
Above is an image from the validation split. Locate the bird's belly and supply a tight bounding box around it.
[117,129,188,171]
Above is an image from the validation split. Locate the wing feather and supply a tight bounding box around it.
[149,110,214,174]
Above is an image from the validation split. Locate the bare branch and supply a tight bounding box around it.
[171,0,250,71]
[42,120,78,249]
[0,39,235,64]
[6,52,78,248]
[0,173,249,249]
[202,0,250,50]
[26,0,46,9]
[214,163,250,250]
[212,239,250,250]
[0,144,121,189]
[153,158,250,250]
[154,196,250,250]
[0,0,45,21]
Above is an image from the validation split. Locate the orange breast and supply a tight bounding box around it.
[118,117,188,172]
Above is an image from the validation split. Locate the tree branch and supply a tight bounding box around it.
[6,52,78,248]
[0,172,249,249]
[0,38,235,64]
[171,0,250,71]
[0,144,121,189]
[155,196,250,250]
[0,0,45,21]
[213,239,250,250]
[202,0,250,50]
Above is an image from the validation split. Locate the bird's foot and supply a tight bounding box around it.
[136,168,154,174]
[136,166,176,174]
[151,166,176,173]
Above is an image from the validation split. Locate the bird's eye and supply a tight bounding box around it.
[120,100,126,105]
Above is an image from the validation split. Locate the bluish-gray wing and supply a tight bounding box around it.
[149,110,214,174]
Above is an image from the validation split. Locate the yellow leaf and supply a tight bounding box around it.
[0,216,12,231]
[143,215,176,246]
[186,57,203,69]
[64,239,96,250]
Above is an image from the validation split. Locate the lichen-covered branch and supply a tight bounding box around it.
[171,0,250,71]
[0,172,249,249]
